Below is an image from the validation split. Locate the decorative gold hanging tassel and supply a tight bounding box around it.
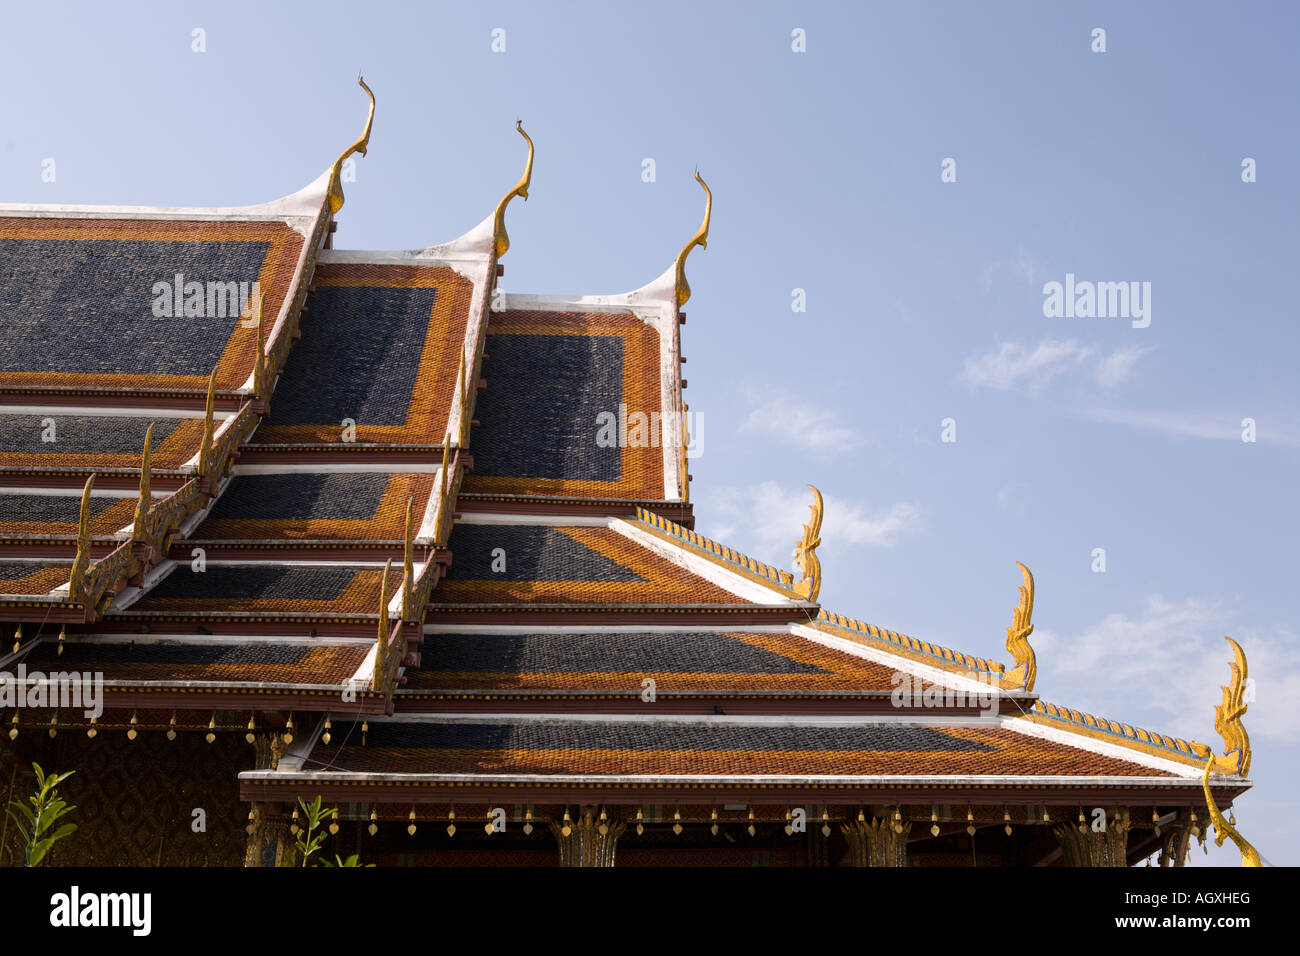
[443,808,453,837]
[245,715,256,744]
[784,810,793,836]
[86,716,97,739]
[672,809,683,836]
[598,807,609,836]
[523,808,534,836]
[289,806,300,836]
[12,624,21,654]
[747,808,756,837]
[47,712,57,739]
[7,712,17,741]
[322,715,332,745]
[1152,807,1161,836]
[368,808,378,837]
[127,712,138,740]
[930,807,940,837]
[893,806,905,834]
[966,807,976,836]
[361,720,368,745]
[57,626,65,657]
[205,712,216,744]
[821,808,831,837]
[634,807,643,836]
[282,713,294,744]
[1003,808,1012,836]
[167,713,178,741]
[711,808,719,836]
[329,810,340,835]
[560,808,572,837]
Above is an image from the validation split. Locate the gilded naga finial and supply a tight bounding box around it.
[1196,637,1260,866]
[492,121,534,259]
[1207,636,1252,777]
[327,76,376,215]
[1202,762,1262,867]
[373,559,392,692]
[673,171,712,309]
[251,290,272,398]
[791,485,823,601]
[1003,561,1037,691]
[402,496,415,621]
[198,369,216,478]
[68,474,95,600]
[131,423,154,540]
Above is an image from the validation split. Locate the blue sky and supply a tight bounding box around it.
[2,0,1295,865]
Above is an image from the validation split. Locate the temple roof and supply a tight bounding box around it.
[0,88,1250,829]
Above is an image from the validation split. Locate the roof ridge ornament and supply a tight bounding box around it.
[327,76,376,215]
[673,171,712,309]
[198,369,216,479]
[68,474,95,601]
[1197,636,1260,866]
[492,121,534,259]
[1202,635,1252,778]
[1003,562,1037,691]
[131,423,154,541]
[791,484,823,601]
[402,496,415,621]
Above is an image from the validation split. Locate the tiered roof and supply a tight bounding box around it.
[0,83,1253,864]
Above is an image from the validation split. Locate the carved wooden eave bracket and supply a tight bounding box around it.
[491,121,534,260]
[326,76,376,215]
[791,485,823,602]
[1001,562,1037,692]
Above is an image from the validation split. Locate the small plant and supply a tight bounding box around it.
[293,795,373,867]
[5,763,77,867]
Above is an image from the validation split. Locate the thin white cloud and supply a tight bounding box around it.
[1094,344,1154,387]
[1079,408,1300,447]
[959,339,1151,394]
[1033,595,1298,743]
[697,481,923,566]
[740,390,865,453]
[959,339,1096,393]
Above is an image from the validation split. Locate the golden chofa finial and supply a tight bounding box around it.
[1203,636,1252,778]
[1003,562,1037,691]
[791,485,823,602]
[673,171,712,309]
[492,121,534,259]
[327,75,376,215]
[1199,639,1260,867]
[131,423,154,540]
